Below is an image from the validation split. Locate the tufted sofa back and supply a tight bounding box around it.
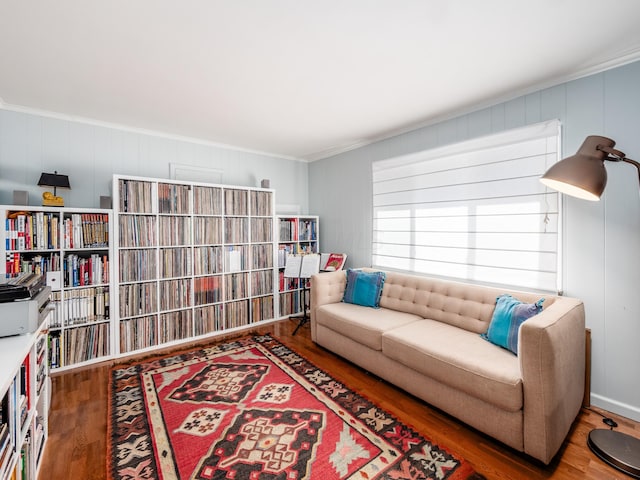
[378,271,557,334]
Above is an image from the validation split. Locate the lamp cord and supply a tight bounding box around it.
[585,406,619,429]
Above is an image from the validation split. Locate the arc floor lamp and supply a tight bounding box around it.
[540,135,640,478]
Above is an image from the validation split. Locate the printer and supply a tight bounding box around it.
[0,273,52,337]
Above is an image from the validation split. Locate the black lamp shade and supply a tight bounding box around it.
[37,172,71,190]
[540,136,614,201]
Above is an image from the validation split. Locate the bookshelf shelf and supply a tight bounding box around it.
[1,206,114,372]
[277,215,319,317]
[113,175,278,356]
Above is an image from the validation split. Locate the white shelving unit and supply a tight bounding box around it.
[112,175,278,356]
[0,316,49,480]
[276,215,319,317]
[1,206,114,372]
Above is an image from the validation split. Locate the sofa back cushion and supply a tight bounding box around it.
[378,271,556,334]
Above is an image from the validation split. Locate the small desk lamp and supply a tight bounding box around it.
[540,135,640,478]
[37,171,71,206]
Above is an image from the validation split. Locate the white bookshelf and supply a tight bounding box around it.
[276,215,319,317]
[0,316,49,480]
[1,206,114,372]
[112,175,278,356]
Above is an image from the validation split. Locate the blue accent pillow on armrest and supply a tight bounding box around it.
[342,269,386,308]
[482,294,544,354]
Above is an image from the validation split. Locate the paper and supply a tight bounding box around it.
[283,255,302,278]
[227,249,242,272]
[300,254,320,278]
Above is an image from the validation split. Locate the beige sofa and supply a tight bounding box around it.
[310,269,585,464]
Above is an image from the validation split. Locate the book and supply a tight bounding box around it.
[321,253,347,271]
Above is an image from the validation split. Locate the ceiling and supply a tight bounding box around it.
[2,1,640,162]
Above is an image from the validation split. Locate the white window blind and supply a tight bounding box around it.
[372,120,562,292]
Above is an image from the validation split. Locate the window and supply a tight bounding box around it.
[372,120,561,292]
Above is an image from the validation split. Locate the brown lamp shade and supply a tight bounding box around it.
[540,136,614,201]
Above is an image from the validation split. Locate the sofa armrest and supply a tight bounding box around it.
[310,271,346,341]
[519,297,585,464]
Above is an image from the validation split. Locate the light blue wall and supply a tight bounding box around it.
[309,60,640,421]
[0,110,309,213]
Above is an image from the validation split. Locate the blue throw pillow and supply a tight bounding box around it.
[482,294,544,354]
[342,269,386,308]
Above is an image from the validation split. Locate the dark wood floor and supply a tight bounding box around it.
[40,319,638,479]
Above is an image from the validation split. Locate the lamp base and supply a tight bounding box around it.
[42,192,64,207]
[588,429,640,478]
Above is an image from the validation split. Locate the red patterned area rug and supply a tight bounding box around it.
[108,335,485,480]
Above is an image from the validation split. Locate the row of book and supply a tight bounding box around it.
[118,215,156,247]
[49,323,110,368]
[251,244,274,270]
[194,217,222,245]
[4,252,61,278]
[63,253,109,287]
[119,245,274,283]
[251,295,274,322]
[49,287,110,327]
[63,213,109,249]
[251,270,274,297]
[298,219,318,241]
[119,316,157,353]
[193,246,224,275]
[120,180,271,216]
[119,214,271,248]
[119,306,228,352]
[158,216,191,246]
[193,186,223,216]
[158,183,190,215]
[224,189,248,216]
[194,304,224,335]
[224,218,248,244]
[279,291,301,316]
[118,282,158,318]
[279,272,301,292]
[278,243,317,268]
[250,218,273,243]
[250,190,273,217]
[159,310,193,343]
[5,212,58,251]
[279,218,317,241]
[225,300,249,328]
[194,276,222,305]
[278,218,298,242]
[117,270,277,317]
[119,250,157,282]
[224,272,247,301]
[5,212,109,251]
[159,278,192,310]
[118,179,153,214]
[117,296,276,350]
[159,247,192,278]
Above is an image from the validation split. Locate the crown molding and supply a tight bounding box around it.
[306,49,640,162]
[0,102,306,163]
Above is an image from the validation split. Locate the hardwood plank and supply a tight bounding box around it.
[39,319,638,479]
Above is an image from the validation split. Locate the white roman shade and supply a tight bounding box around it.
[372,120,562,292]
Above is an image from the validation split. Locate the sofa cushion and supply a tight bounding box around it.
[343,269,386,308]
[378,272,499,334]
[382,319,523,412]
[315,303,422,351]
[482,294,544,354]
